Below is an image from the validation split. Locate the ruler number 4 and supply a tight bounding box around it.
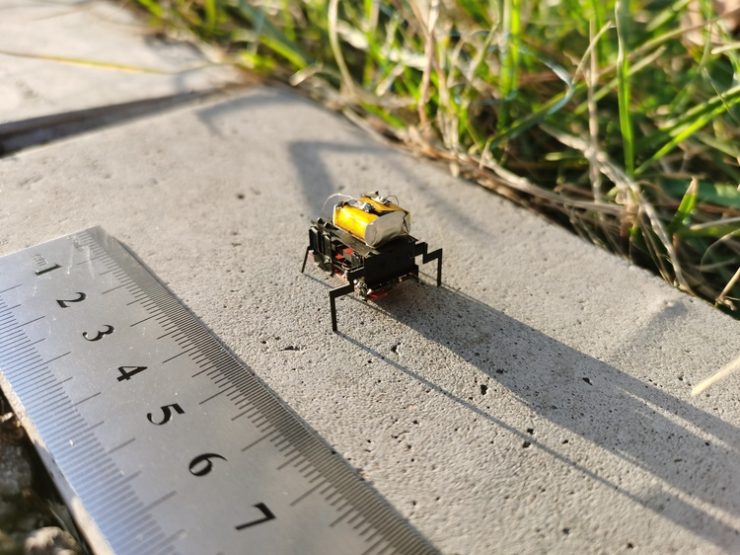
[117,365,147,382]
[235,503,275,531]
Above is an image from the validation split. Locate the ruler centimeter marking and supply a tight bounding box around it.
[0,227,436,555]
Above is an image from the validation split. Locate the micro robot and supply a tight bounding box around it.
[301,192,443,332]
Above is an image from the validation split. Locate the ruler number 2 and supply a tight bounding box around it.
[57,292,87,308]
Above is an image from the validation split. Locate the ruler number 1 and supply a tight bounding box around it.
[34,262,61,276]
[235,503,275,531]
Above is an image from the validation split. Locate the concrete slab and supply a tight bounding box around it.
[1,86,739,554]
[0,0,240,124]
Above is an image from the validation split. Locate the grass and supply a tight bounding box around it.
[131,0,740,316]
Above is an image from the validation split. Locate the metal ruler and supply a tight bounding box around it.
[0,227,436,555]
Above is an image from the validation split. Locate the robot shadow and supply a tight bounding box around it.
[332,281,740,549]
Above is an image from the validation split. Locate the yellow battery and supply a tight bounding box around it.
[333,204,377,244]
[359,195,403,215]
[333,197,410,247]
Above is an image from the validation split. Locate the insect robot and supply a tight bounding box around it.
[301,192,443,332]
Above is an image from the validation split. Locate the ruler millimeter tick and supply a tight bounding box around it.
[0,227,436,555]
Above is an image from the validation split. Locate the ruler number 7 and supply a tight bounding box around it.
[185,455,276,530]
[235,503,275,531]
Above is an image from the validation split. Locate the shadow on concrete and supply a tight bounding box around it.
[286,139,489,236]
[195,88,486,233]
[244,85,740,547]
[201,87,739,546]
[333,283,740,549]
[195,88,303,137]
[0,88,227,157]
[288,138,489,237]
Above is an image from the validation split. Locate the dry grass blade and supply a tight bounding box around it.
[542,125,695,293]
[328,0,355,97]
[413,0,440,138]
[476,148,624,216]
[0,49,181,73]
[692,352,740,395]
[717,265,740,308]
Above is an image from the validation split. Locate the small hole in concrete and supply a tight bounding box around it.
[480,384,488,395]
[562,528,570,535]
[522,441,531,448]
[526,428,534,435]
[582,377,593,385]
[236,193,245,200]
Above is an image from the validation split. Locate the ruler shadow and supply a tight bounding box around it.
[332,282,740,550]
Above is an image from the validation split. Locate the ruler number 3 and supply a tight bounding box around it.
[83,325,115,342]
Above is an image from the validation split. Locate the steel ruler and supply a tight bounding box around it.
[0,227,436,555]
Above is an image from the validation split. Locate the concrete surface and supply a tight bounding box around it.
[0,0,240,125]
[1,85,739,554]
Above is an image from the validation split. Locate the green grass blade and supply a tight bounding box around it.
[499,0,521,130]
[232,0,312,70]
[636,84,740,175]
[615,0,634,177]
[670,178,698,232]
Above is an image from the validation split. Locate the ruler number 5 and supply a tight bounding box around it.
[147,403,185,425]
[235,503,275,531]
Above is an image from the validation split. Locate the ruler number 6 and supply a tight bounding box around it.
[147,403,185,425]
[189,453,227,477]
[236,503,275,531]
